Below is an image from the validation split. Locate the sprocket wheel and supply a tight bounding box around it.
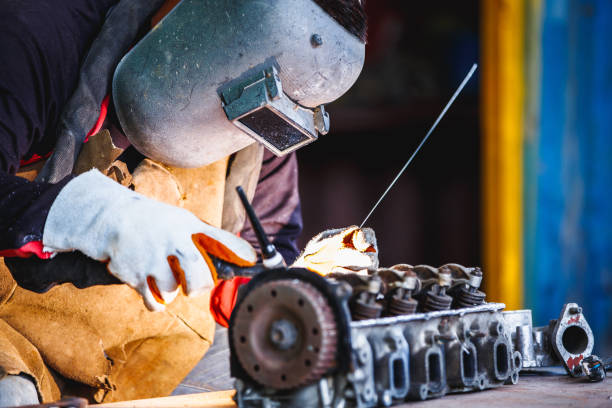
[231,279,337,389]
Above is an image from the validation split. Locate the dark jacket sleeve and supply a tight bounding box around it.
[240,150,303,264]
[0,0,118,256]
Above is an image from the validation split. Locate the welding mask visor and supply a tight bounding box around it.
[112,0,366,168]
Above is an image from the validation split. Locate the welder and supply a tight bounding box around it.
[0,0,366,405]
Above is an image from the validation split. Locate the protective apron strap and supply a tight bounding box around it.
[36,0,166,184]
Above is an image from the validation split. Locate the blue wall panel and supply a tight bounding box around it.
[526,0,612,352]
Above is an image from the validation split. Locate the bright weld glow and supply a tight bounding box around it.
[360,63,478,228]
[295,228,373,276]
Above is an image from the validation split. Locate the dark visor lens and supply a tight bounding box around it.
[238,107,310,152]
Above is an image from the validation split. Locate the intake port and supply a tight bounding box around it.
[494,342,510,380]
[561,325,589,355]
[427,351,444,393]
[462,347,477,384]
[392,358,408,391]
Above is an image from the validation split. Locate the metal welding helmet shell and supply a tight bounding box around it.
[112,0,365,168]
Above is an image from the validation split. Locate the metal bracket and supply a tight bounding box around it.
[502,302,594,376]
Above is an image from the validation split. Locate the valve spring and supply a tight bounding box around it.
[351,299,383,321]
[453,286,486,308]
[422,291,453,312]
[387,296,418,316]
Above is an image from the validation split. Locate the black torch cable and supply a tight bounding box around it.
[236,186,276,260]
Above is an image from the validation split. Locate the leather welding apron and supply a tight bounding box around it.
[0,131,263,403]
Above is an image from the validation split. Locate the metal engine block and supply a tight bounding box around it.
[228,265,595,408]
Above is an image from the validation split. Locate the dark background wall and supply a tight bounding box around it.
[297,0,481,269]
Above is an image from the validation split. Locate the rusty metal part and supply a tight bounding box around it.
[445,264,486,308]
[422,291,452,312]
[231,279,338,389]
[334,263,488,318]
[452,285,486,308]
[387,296,418,316]
[413,265,453,312]
[502,303,595,377]
[551,303,594,376]
[329,272,383,320]
[379,265,420,316]
[351,274,383,320]
[351,298,383,320]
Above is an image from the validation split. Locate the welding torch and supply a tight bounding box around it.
[208,186,286,281]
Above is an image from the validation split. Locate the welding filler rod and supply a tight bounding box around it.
[360,63,478,228]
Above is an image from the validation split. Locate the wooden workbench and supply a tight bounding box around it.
[95,374,611,407]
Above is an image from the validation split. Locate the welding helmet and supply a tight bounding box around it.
[112,0,366,168]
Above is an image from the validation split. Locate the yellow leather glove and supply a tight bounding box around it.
[292,226,378,275]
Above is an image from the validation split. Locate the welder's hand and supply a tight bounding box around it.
[292,226,379,275]
[42,169,256,311]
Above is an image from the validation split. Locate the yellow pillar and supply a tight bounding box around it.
[481,0,525,309]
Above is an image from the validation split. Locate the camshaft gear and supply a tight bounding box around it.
[231,279,338,389]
